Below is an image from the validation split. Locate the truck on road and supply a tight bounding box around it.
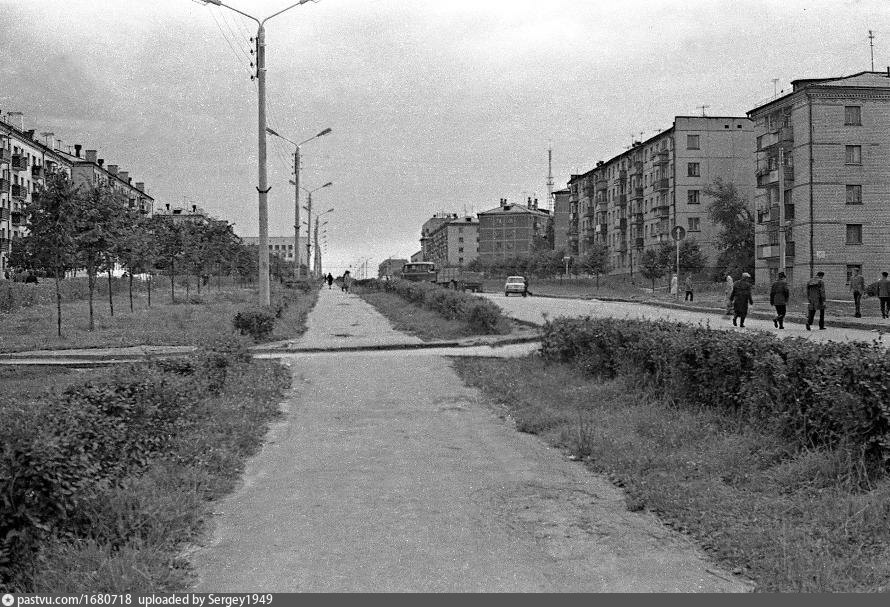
[400,262,484,292]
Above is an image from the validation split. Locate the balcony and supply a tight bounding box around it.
[0,208,7,221]
[11,184,27,201]
[618,169,627,181]
[758,126,794,150]
[617,194,627,206]
[633,212,644,225]
[655,177,670,191]
[634,237,645,249]
[11,212,22,226]
[619,218,628,231]
[31,164,44,179]
[0,238,10,252]
[0,149,10,164]
[758,241,796,259]
[0,178,9,194]
[595,177,608,191]
[618,241,628,253]
[651,150,669,165]
[756,166,794,188]
[630,161,643,175]
[599,223,608,235]
[11,155,28,171]
[631,186,644,200]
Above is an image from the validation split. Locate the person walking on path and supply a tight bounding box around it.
[849,268,866,318]
[683,275,694,302]
[878,271,890,319]
[805,271,827,330]
[724,274,734,315]
[730,272,753,327]
[770,272,789,329]
[326,273,334,289]
[342,270,352,294]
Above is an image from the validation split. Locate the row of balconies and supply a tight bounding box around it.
[651,150,669,165]
[758,242,796,259]
[756,125,794,151]
[10,154,29,171]
[10,184,28,201]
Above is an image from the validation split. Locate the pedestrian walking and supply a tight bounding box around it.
[849,268,865,318]
[770,272,789,329]
[326,273,334,289]
[730,272,753,327]
[724,273,734,315]
[878,271,890,319]
[342,270,352,294]
[683,275,694,302]
[805,271,827,330]
[670,274,678,296]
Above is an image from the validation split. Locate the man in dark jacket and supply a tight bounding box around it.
[769,272,789,329]
[805,271,827,330]
[849,268,865,318]
[730,272,754,327]
[878,271,890,319]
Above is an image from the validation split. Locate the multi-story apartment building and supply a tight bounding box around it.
[425,215,479,267]
[240,235,306,266]
[477,198,551,264]
[419,213,456,261]
[748,71,890,293]
[567,116,753,276]
[0,113,73,274]
[57,145,154,216]
[551,188,572,254]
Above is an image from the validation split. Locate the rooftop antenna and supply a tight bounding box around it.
[546,140,554,211]
[698,104,710,117]
[868,29,876,71]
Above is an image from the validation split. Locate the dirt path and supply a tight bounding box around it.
[189,289,749,592]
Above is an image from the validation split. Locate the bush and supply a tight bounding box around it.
[540,317,890,467]
[232,306,276,341]
[359,278,509,335]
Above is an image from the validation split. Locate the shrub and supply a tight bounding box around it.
[540,317,890,466]
[232,306,276,341]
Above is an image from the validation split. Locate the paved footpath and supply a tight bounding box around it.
[190,287,749,592]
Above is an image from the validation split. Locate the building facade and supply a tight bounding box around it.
[567,116,753,277]
[378,258,408,278]
[748,71,890,293]
[425,215,479,267]
[477,198,551,264]
[0,114,72,273]
[240,235,306,266]
[551,188,572,254]
[419,213,456,261]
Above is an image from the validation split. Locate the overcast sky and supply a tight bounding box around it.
[1,0,886,273]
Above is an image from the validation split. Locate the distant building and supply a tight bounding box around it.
[748,71,890,293]
[420,213,456,261]
[477,198,551,264]
[425,215,479,267]
[58,146,154,217]
[240,235,306,266]
[567,116,753,276]
[410,250,423,263]
[551,188,572,254]
[154,202,209,225]
[378,258,408,278]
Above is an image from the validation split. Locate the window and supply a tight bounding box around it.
[845,145,862,164]
[687,217,700,232]
[687,162,700,177]
[846,264,862,284]
[845,185,862,205]
[686,134,700,150]
[846,224,863,245]
[687,190,700,205]
[844,106,862,126]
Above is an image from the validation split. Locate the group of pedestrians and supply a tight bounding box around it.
[722,269,890,331]
[322,271,351,293]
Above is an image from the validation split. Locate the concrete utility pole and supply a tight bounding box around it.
[301,183,332,277]
[198,0,315,306]
[778,148,786,275]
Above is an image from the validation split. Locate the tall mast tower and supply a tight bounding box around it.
[546,141,554,211]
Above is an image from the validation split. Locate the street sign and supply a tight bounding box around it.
[671,225,686,242]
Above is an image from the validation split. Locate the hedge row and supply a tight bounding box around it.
[540,317,890,465]
[0,337,282,586]
[358,278,509,334]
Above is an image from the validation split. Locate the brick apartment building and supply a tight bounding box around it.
[568,116,753,277]
[477,198,551,264]
[748,71,890,293]
[424,215,479,267]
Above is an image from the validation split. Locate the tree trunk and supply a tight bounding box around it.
[54,266,63,338]
[88,264,95,331]
[185,273,190,300]
[217,261,222,291]
[596,272,600,289]
[147,274,152,308]
[106,261,114,317]
[170,258,176,303]
[129,273,134,312]
[196,268,201,295]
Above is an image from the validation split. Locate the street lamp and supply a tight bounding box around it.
[268,126,332,279]
[313,211,333,277]
[196,0,316,306]
[301,184,332,277]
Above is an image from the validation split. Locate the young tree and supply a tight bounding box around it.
[704,179,755,279]
[116,212,157,312]
[582,243,611,288]
[657,238,707,284]
[18,173,77,336]
[154,220,185,303]
[639,248,665,292]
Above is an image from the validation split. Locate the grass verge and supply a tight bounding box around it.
[357,291,488,341]
[452,355,890,592]
[1,339,291,591]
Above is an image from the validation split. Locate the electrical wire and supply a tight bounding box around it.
[208,8,255,81]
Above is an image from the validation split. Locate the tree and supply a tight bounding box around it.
[116,212,158,311]
[18,172,77,336]
[582,243,610,288]
[657,238,707,282]
[705,179,755,280]
[639,248,665,292]
[154,220,185,302]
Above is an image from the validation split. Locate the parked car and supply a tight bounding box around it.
[504,275,527,297]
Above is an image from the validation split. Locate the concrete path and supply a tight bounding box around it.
[189,287,749,592]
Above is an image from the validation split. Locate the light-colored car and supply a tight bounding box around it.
[504,275,527,297]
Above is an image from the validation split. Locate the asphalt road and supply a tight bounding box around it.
[485,293,887,345]
[189,288,749,592]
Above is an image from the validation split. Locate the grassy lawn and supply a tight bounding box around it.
[453,355,890,592]
[0,284,319,353]
[357,290,521,341]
